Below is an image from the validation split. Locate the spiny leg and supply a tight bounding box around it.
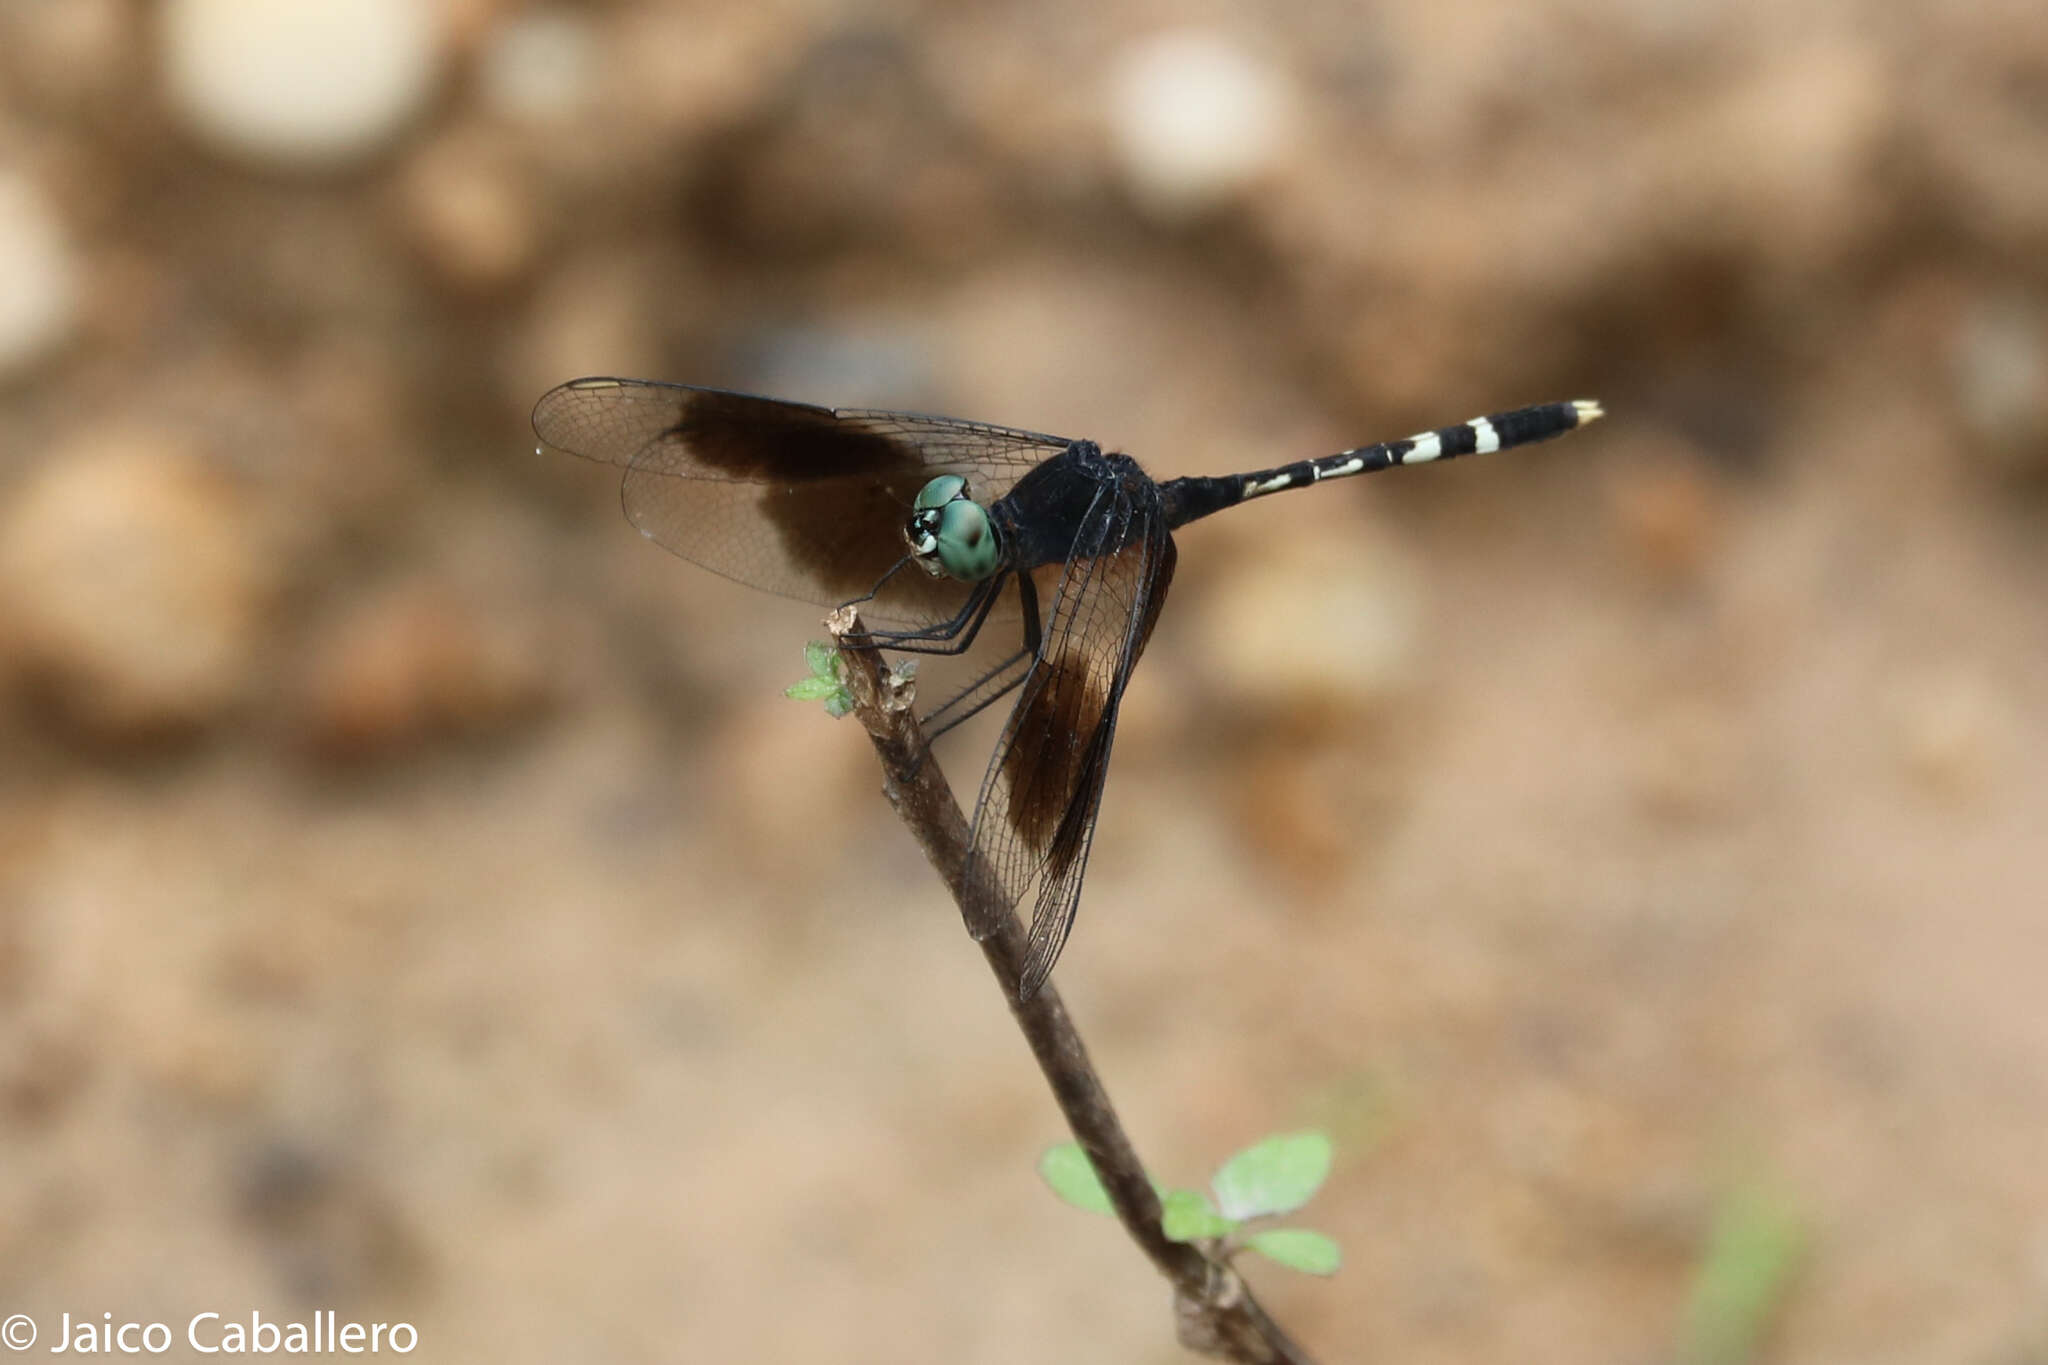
[838,554,933,640]
[909,573,1046,771]
[922,649,1032,740]
[842,572,1009,657]
[843,554,916,611]
[836,553,1001,652]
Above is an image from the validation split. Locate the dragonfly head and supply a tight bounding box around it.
[906,475,1000,582]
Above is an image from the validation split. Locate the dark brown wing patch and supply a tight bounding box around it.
[965,479,1176,997]
[666,388,915,481]
[532,378,1075,627]
[633,387,939,604]
[998,654,1109,856]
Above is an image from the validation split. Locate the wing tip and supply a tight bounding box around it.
[1015,954,1055,1003]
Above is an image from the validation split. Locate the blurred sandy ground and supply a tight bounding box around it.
[1,0,2044,1361]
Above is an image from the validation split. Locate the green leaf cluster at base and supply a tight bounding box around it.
[1039,1130,1343,1277]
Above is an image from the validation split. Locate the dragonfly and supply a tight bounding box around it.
[533,379,1603,999]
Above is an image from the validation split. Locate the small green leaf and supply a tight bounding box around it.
[802,640,840,678]
[1039,1143,1115,1216]
[1212,1131,1332,1220]
[788,641,853,717]
[1245,1228,1342,1276]
[1160,1188,1236,1242]
[785,677,840,701]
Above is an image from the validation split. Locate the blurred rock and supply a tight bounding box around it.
[1190,526,1421,727]
[5,0,130,107]
[396,130,540,292]
[609,5,786,146]
[280,341,414,540]
[0,428,271,741]
[734,322,939,409]
[78,246,177,354]
[1603,443,1723,585]
[687,27,1000,261]
[501,250,667,409]
[1628,696,1745,822]
[1910,18,2048,256]
[0,170,79,377]
[438,0,514,54]
[1104,29,1298,219]
[233,1140,430,1301]
[295,583,558,762]
[477,9,599,126]
[0,1027,89,1126]
[1953,293,2048,478]
[162,0,443,168]
[144,1011,265,1109]
[1233,743,1393,887]
[1893,663,2007,799]
[1682,41,1893,276]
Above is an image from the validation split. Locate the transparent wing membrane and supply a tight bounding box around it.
[533,378,1072,627]
[963,484,1175,999]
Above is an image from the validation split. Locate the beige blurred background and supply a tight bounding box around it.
[2,1,2045,1361]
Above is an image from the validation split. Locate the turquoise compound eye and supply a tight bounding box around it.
[913,475,968,512]
[931,498,999,582]
[904,475,999,581]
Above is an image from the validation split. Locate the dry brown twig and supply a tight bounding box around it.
[826,604,1317,1365]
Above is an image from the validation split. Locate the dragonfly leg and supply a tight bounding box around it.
[903,569,1048,775]
[842,555,916,612]
[922,651,1031,738]
[1016,571,1043,656]
[913,571,1044,734]
[847,573,1008,657]
[837,556,939,646]
[902,649,1033,780]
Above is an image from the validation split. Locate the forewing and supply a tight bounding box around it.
[829,408,1080,477]
[532,378,1071,625]
[964,489,1176,998]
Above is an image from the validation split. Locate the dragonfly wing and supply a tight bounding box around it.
[964,483,1176,999]
[532,378,1073,626]
[828,408,1080,482]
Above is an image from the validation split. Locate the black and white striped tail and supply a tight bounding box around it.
[1159,399,1603,530]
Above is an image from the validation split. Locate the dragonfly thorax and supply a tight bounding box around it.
[906,475,1001,582]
